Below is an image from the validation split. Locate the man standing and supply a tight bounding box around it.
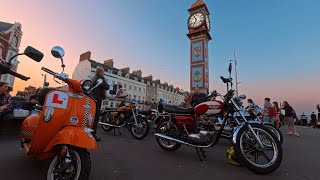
[90,67,109,141]
[263,98,275,124]
[190,87,206,107]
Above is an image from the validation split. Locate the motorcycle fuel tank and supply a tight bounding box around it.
[200,101,223,115]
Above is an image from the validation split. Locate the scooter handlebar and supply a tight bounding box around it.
[0,63,30,81]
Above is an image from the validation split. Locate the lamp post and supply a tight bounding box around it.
[230,51,239,96]
[42,74,47,88]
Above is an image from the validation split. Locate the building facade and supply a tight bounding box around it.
[0,21,23,88]
[72,51,185,110]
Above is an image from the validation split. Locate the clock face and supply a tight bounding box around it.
[206,15,210,30]
[188,12,205,29]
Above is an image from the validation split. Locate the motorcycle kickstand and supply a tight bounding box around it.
[113,127,122,136]
[195,147,207,162]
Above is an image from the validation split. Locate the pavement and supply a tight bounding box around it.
[0,121,319,180]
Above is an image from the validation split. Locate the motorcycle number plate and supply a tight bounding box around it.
[45,91,69,109]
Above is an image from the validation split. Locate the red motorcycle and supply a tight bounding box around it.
[154,63,282,174]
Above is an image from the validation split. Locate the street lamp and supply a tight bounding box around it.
[42,74,47,88]
[230,51,239,96]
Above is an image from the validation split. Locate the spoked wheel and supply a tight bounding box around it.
[47,148,91,180]
[100,112,113,132]
[264,123,283,144]
[130,116,150,140]
[234,123,282,174]
[155,120,181,151]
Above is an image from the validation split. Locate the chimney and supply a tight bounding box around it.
[121,67,130,75]
[154,79,161,84]
[79,51,91,62]
[132,70,142,78]
[143,75,153,81]
[104,59,114,68]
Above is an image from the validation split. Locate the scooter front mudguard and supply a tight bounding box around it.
[232,120,260,144]
[43,126,97,152]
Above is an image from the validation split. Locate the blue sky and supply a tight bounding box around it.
[2,0,320,114]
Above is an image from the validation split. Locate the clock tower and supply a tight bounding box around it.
[187,0,211,94]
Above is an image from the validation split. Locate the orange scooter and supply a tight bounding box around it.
[20,46,100,180]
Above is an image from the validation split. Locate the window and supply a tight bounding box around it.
[134,95,136,100]
[139,87,141,92]
[138,96,141,101]
[129,85,132,90]
[12,36,18,47]
[143,88,145,93]
[124,84,127,88]
[134,86,137,91]
[2,74,7,82]
[129,94,131,99]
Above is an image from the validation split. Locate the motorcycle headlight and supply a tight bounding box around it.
[81,79,92,92]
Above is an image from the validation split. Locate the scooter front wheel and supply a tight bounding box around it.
[47,147,91,180]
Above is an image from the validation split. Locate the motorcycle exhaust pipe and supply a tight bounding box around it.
[99,122,125,128]
[154,133,213,148]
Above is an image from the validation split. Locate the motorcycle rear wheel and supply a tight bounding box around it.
[234,123,282,174]
[155,119,181,151]
[47,147,91,180]
[100,112,114,132]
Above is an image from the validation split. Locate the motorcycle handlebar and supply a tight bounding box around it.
[0,63,30,81]
[41,67,56,76]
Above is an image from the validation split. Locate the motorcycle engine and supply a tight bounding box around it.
[188,129,216,145]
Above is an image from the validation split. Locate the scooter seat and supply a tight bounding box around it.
[163,105,194,115]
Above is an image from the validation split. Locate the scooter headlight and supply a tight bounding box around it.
[43,107,54,122]
[81,79,92,92]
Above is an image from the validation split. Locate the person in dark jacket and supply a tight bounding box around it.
[282,101,300,136]
[0,82,12,121]
[310,112,317,128]
[190,87,206,107]
[90,67,110,141]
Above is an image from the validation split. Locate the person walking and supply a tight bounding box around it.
[0,82,13,135]
[282,101,300,137]
[273,101,281,128]
[263,98,275,124]
[90,67,110,141]
[190,87,206,107]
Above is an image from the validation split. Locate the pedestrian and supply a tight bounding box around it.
[29,88,43,115]
[282,101,300,136]
[263,98,275,124]
[190,87,206,107]
[317,104,320,121]
[273,101,281,128]
[0,82,12,121]
[245,99,259,119]
[310,112,317,128]
[90,67,110,141]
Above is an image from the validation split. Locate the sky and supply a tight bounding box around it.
[1,0,320,115]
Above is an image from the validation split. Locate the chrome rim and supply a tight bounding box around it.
[131,118,147,137]
[240,127,278,168]
[158,122,179,148]
[47,149,81,180]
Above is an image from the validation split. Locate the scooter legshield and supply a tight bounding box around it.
[43,126,97,152]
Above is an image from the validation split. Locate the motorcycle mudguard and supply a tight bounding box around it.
[232,120,260,144]
[43,126,97,152]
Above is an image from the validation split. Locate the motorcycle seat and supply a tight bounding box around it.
[163,105,194,115]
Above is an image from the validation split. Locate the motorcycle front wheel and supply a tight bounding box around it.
[47,147,91,180]
[234,123,282,174]
[130,116,150,140]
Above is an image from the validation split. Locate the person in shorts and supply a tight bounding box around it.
[282,101,300,137]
